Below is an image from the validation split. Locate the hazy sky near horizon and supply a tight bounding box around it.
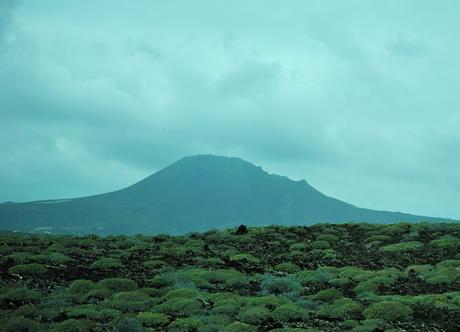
[1,0,459,219]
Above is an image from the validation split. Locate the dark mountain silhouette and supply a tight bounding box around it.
[0,155,454,235]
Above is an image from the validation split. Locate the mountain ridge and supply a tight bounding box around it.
[0,154,455,235]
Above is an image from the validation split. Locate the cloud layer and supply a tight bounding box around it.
[1,0,459,219]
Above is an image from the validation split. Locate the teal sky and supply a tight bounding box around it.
[1,1,459,219]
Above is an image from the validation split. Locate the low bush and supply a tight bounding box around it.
[154,298,202,316]
[311,240,331,249]
[421,267,460,285]
[97,278,138,292]
[296,269,332,285]
[274,262,301,273]
[229,253,260,264]
[30,252,70,264]
[363,301,413,321]
[247,295,280,309]
[289,243,307,251]
[272,303,309,322]
[0,287,41,305]
[316,298,362,319]
[328,278,352,287]
[67,305,121,322]
[1,317,41,332]
[90,257,123,269]
[108,290,156,312]
[168,317,203,331]
[137,311,169,328]
[311,288,343,302]
[260,275,302,298]
[221,322,258,332]
[316,234,339,243]
[429,236,460,248]
[50,318,96,332]
[380,241,423,252]
[8,263,48,276]
[237,306,271,325]
[67,279,95,297]
[164,288,199,299]
[5,252,33,264]
[113,317,144,332]
[365,235,391,243]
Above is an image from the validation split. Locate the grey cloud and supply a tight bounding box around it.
[1,1,459,220]
[387,35,428,56]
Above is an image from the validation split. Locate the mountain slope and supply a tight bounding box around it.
[0,155,454,235]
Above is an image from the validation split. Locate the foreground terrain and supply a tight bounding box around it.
[0,223,459,331]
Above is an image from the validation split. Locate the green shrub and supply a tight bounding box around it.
[353,281,379,295]
[151,274,175,288]
[317,298,362,319]
[8,263,47,276]
[144,259,168,269]
[90,257,123,269]
[1,317,41,332]
[67,305,121,322]
[429,236,460,248]
[272,303,309,322]
[212,303,241,317]
[5,252,33,264]
[164,287,199,299]
[422,267,460,284]
[342,319,359,329]
[198,314,232,328]
[97,278,138,292]
[365,235,391,243]
[274,262,301,273]
[68,279,95,297]
[31,252,70,264]
[322,248,337,259]
[195,257,225,267]
[187,269,254,291]
[108,291,156,312]
[84,287,113,301]
[222,322,258,332]
[168,318,203,331]
[352,319,387,332]
[137,312,169,328]
[380,241,423,252]
[316,234,339,242]
[229,253,260,264]
[436,259,460,268]
[113,317,144,332]
[311,288,343,301]
[289,243,307,251]
[405,264,433,274]
[1,287,41,304]
[14,303,39,317]
[328,278,352,287]
[237,306,271,325]
[260,275,302,297]
[247,295,281,309]
[154,298,202,316]
[296,269,332,285]
[363,301,413,321]
[50,318,95,332]
[311,240,331,249]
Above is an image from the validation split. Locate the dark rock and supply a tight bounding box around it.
[235,224,248,235]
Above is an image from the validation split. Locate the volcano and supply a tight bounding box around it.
[0,155,453,235]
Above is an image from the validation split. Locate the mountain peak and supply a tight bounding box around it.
[167,154,263,171]
[0,155,453,235]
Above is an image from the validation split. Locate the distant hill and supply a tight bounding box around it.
[0,155,454,235]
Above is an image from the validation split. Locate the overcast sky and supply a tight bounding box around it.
[1,0,459,219]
